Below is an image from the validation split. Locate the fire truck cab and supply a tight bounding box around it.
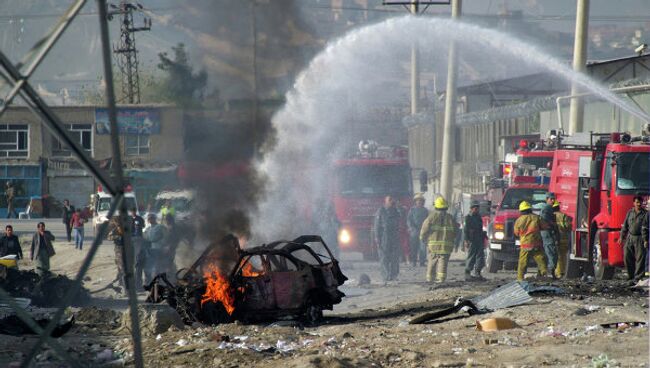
[549,130,650,279]
[332,140,412,260]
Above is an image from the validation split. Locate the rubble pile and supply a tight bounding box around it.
[0,268,91,307]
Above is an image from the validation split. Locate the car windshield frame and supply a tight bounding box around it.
[499,188,548,210]
[335,164,411,196]
[616,152,650,193]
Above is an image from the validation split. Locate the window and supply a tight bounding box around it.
[52,124,92,156]
[335,165,411,196]
[0,124,28,158]
[126,134,150,155]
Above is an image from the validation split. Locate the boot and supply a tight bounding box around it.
[471,271,487,281]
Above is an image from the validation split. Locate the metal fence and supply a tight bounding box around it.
[0,1,144,366]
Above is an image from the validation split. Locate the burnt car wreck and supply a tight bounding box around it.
[147,235,348,325]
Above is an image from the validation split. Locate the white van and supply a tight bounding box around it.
[92,187,138,232]
[152,189,195,223]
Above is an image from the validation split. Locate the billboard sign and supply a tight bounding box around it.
[95,108,161,135]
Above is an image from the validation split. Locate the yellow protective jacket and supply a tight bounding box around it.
[513,213,543,250]
[420,210,458,254]
[554,211,572,248]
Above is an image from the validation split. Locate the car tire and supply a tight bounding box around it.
[590,229,615,280]
[305,305,323,324]
[486,248,503,273]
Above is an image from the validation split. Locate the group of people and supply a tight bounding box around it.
[374,194,486,284]
[513,192,571,281]
[514,193,648,283]
[0,222,55,277]
[108,210,179,291]
[374,191,649,284]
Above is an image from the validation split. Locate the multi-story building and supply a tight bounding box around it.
[0,105,183,216]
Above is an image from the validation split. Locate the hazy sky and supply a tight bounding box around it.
[0,0,647,100]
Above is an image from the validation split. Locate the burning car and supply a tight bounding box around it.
[147,235,348,324]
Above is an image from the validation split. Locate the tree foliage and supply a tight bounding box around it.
[157,43,208,108]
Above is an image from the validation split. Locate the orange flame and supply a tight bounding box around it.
[241,262,263,277]
[201,265,236,315]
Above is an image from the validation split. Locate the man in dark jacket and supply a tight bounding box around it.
[30,222,55,277]
[464,201,486,281]
[374,195,401,283]
[61,199,75,242]
[619,196,649,282]
[0,225,22,260]
[407,194,428,266]
[130,208,146,289]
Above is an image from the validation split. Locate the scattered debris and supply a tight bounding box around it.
[0,313,74,337]
[475,317,520,331]
[120,304,185,336]
[410,281,531,324]
[0,268,90,307]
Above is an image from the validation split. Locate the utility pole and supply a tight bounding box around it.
[439,0,461,202]
[410,1,420,116]
[383,1,450,116]
[108,0,151,104]
[568,0,590,134]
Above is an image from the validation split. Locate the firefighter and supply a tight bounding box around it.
[540,192,559,278]
[464,200,486,281]
[553,201,572,278]
[407,194,429,267]
[420,197,457,284]
[619,196,649,283]
[513,201,548,281]
[374,195,401,283]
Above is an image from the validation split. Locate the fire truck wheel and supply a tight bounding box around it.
[486,248,503,273]
[590,230,615,280]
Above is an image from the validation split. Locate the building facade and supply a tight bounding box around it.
[0,105,183,217]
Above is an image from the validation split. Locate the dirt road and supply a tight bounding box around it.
[1,220,648,367]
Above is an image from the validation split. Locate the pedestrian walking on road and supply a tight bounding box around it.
[5,182,17,219]
[407,194,429,267]
[540,192,559,278]
[30,222,55,277]
[464,200,486,281]
[619,196,648,283]
[420,197,458,284]
[70,208,86,250]
[513,201,548,281]
[374,195,402,283]
[61,199,75,242]
[553,201,572,278]
[0,225,22,260]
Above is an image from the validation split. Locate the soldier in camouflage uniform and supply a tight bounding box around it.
[374,196,402,283]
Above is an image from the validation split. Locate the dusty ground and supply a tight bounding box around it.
[0,219,648,367]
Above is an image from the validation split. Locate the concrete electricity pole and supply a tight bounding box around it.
[410,1,420,116]
[439,0,461,202]
[568,0,590,134]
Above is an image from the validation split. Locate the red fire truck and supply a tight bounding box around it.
[486,139,555,272]
[549,131,650,279]
[331,141,412,260]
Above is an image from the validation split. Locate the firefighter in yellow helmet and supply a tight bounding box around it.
[513,201,548,281]
[420,196,458,283]
[553,201,572,278]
